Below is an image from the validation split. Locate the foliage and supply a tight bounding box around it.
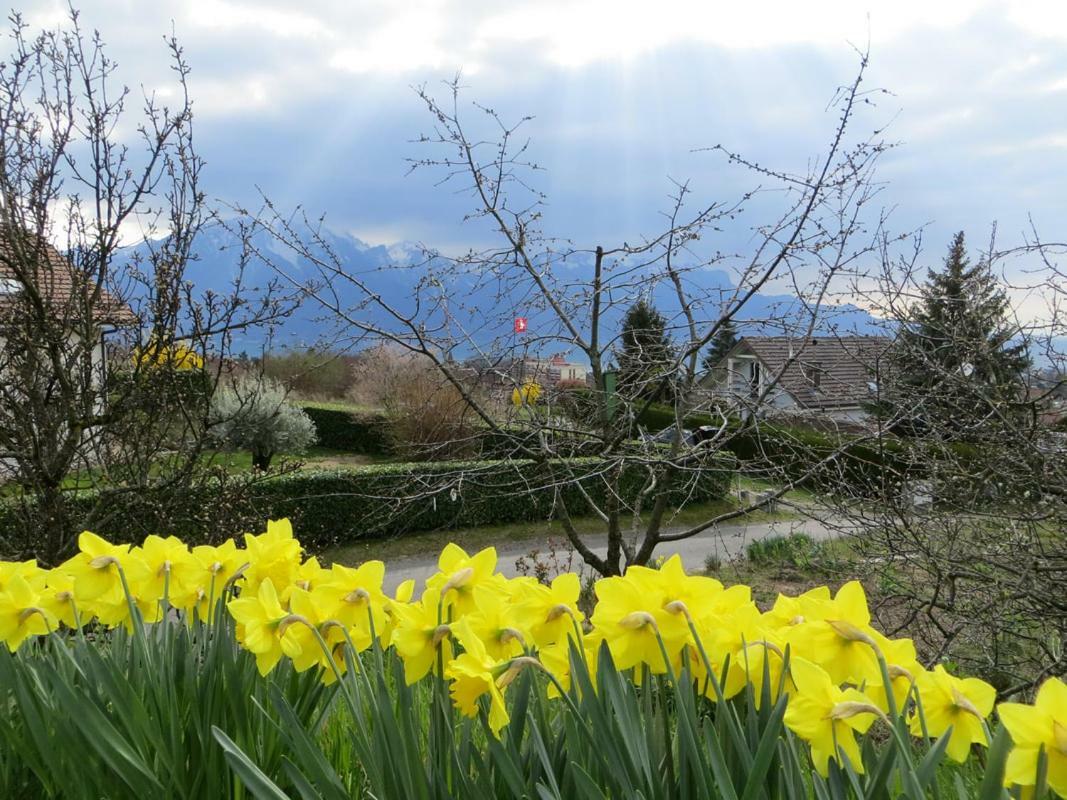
[1,522,1061,799]
[133,339,205,371]
[210,378,318,470]
[701,318,740,373]
[260,348,359,400]
[511,381,542,407]
[880,232,1031,438]
[300,404,395,455]
[0,455,735,556]
[617,298,676,402]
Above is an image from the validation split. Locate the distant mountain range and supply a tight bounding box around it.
[121,224,887,358]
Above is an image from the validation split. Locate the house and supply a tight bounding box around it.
[700,336,892,425]
[462,352,589,396]
[517,353,588,386]
[0,231,135,392]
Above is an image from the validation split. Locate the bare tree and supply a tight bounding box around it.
[238,52,897,576]
[815,227,1067,695]
[0,8,295,563]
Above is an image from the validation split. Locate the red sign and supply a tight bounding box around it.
[514,317,528,333]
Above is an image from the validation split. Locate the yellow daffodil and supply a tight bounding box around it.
[589,571,689,674]
[0,559,42,592]
[689,584,763,693]
[40,571,79,629]
[784,657,882,777]
[464,585,529,661]
[314,561,388,652]
[379,578,415,649]
[391,587,455,684]
[133,534,198,610]
[866,636,923,715]
[227,578,302,676]
[910,664,995,762]
[284,586,335,674]
[60,531,149,604]
[189,540,246,619]
[0,575,57,651]
[425,544,503,618]
[721,633,793,707]
[786,581,882,687]
[998,677,1067,797]
[242,519,302,595]
[445,618,512,735]
[514,572,585,648]
[763,586,832,629]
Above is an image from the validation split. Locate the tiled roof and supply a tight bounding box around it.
[730,335,892,410]
[0,231,135,326]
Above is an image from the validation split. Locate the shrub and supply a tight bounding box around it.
[210,377,317,470]
[0,455,735,555]
[261,347,358,399]
[348,345,483,459]
[634,402,716,433]
[301,404,395,455]
[245,454,735,552]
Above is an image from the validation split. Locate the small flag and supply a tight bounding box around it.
[514,317,528,333]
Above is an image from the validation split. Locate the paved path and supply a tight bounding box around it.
[380,511,842,593]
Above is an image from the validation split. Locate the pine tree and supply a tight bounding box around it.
[701,319,739,373]
[617,299,675,401]
[888,231,1030,437]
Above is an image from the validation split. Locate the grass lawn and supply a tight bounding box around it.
[325,476,808,566]
[296,399,383,414]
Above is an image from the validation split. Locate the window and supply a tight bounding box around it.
[803,361,824,390]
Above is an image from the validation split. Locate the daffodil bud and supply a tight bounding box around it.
[345,588,370,604]
[619,611,657,630]
[276,614,312,637]
[442,568,474,595]
[494,656,542,689]
[664,600,691,621]
[500,627,526,647]
[828,619,878,648]
[17,607,46,624]
[546,603,572,622]
[829,700,887,723]
[950,687,984,719]
[89,555,119,569]
[432,624,452,647]
[888,664,914,683]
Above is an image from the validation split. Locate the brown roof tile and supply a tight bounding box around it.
[0,232,135,326]
[730,335,892,410]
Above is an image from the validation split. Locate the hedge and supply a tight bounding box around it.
[300,404,394,455]
[634,402,717,433]
[633,402,1004,500]
[1,455,735,557]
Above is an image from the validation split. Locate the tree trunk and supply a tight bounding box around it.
[251,449,273,471]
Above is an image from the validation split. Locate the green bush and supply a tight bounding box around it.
[0,455,734,556]
[301,404,395,455]
[247,455,734,552]
[721,421,1010,500]
[634,402,716,433]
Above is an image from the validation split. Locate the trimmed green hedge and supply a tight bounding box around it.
[635,402,719,433]
[300,405,394,455]
[1,455,734,557]
[247,455,734,551]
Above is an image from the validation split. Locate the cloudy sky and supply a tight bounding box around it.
[17,0,1067,267]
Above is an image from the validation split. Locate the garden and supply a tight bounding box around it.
[1,519,1063,799]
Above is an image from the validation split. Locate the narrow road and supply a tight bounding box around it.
[380,512,842,593]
